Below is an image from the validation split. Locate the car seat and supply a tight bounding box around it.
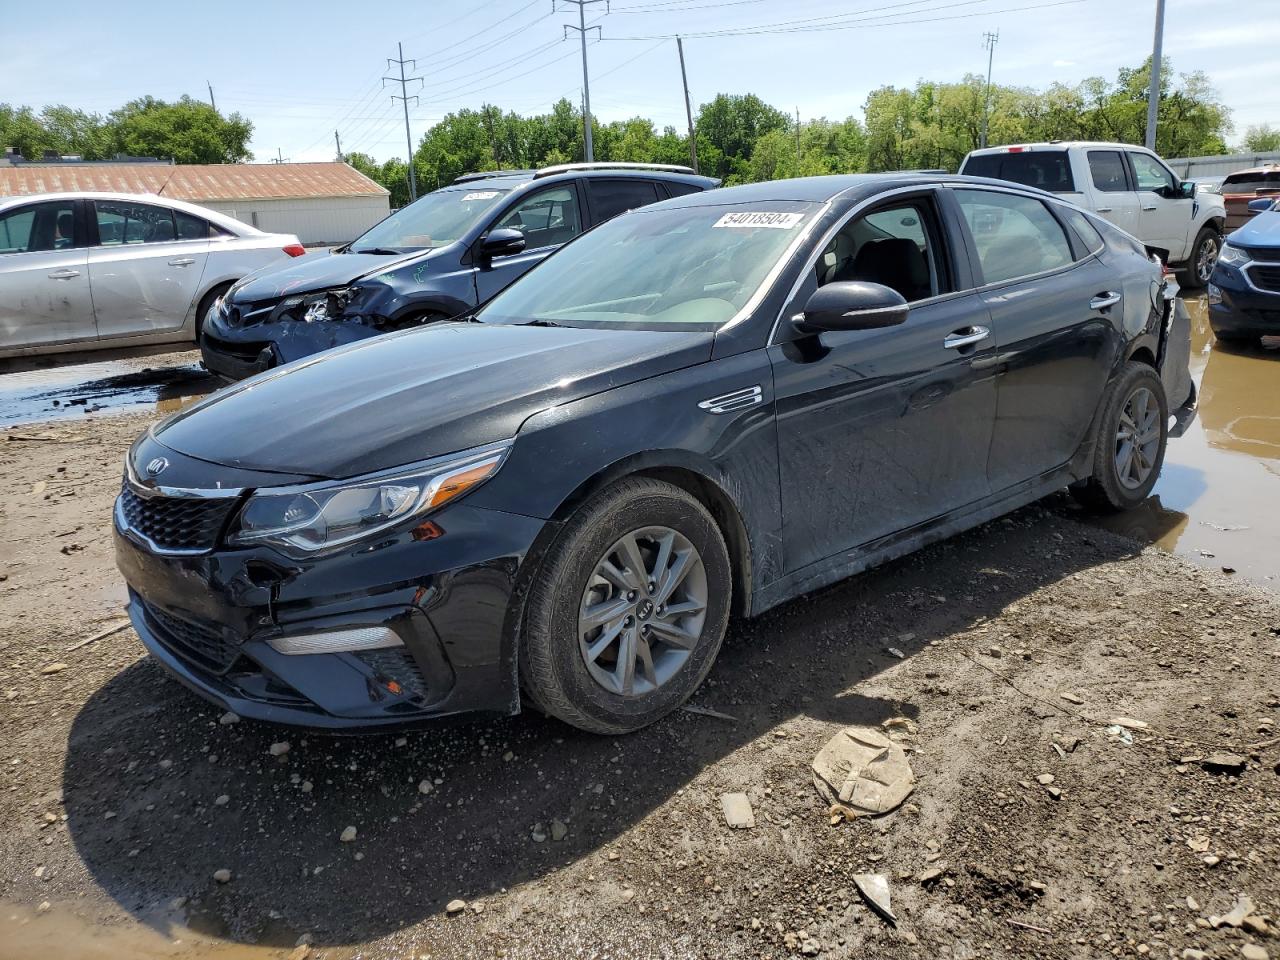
[837,237,930,301]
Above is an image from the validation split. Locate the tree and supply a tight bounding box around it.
[106,96,253,163]
[695,93,791,183]
[1242,124,1280,153]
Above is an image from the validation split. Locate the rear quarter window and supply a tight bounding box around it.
[662,181,706,198]
[962,151,1076,193]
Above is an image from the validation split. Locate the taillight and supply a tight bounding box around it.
[282,244,306,258]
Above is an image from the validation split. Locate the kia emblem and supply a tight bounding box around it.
[145,457,169,478]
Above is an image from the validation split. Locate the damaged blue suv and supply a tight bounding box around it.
[200,163,718,379]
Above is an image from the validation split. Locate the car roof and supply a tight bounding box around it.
[964,141,1159,156]
[0,190,260,235]
[438,167,720,193]
[647,172,1058,206]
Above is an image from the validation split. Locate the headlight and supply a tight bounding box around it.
[273,288,354,324]
[227,441,510,555]
[1218,243,1248,266]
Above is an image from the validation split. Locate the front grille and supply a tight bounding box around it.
[119,480,239,553]
[144,602,241,675]
[357,648,430,702]
[1247,264,1280,293]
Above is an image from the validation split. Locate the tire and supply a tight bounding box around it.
[194,282,233,340]
[521,477,732,734]
[1179,227,1221,290]
[1071,362,1169,513]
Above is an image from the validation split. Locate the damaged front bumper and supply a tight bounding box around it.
[200,295,382,382]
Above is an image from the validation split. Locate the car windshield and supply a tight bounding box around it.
[478,203,816,330]
[348,186,510,253]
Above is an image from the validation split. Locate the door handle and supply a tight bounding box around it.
[1096,206,1112,212]
[1090,291,1122,310]
[943,325,990,350]
[47,268,80,279]
[1141,204,1158,211]
[168,257,196,267]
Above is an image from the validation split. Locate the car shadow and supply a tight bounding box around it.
[61,503,1140,948]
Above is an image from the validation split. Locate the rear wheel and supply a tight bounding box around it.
[194,282,233,340]
[521,477,732,734]
[1071,362,1169,512]
[1180,227,1221,289]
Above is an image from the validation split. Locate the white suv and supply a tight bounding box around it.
[960,142,1226,287]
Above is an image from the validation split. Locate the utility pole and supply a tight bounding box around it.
[207,81,216,111]
[676,36,698,173]
[981,30,999,149]
[795,107,802,160]
[559,0,607,162]
[272,148,289,164]
[334,130,343,162]
[384,42,423,201]
[1145,0,1166,151]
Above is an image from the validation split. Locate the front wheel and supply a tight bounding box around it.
[1181,227,1221,289]
[1071,362,1169,512]
[521,477,732,734]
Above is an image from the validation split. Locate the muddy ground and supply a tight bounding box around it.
[2,410,1279,960]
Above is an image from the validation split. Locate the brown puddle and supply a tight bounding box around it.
[0,352,217,427]
[0,900,350,960]
[1080,295,1280,584]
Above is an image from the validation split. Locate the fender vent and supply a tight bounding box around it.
[698,385,763,415]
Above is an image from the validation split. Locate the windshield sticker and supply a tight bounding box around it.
[462,191,500,201]
[712,211,804,230]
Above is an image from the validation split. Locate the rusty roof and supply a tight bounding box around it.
[0,162,389,201]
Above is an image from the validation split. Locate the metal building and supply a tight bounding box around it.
[0,161,390,244]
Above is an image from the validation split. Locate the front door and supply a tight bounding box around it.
[0,198,96,350]
[952,187,1122,491]
[473,184,583,304]
[770,192,997,573]
[1128,151,1194,260]
[87,199,209,339]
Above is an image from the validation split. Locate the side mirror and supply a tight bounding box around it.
[1179,181,1197,199]
[1248,197,1277,214]
[793,281,909,334]
[478,227,526,260]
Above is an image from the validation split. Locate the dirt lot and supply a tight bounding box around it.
[2,412,1279,960]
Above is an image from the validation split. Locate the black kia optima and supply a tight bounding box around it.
[115,173,1195,733]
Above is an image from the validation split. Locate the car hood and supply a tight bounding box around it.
[228,249,427,302]
[154,323,715,479]
[1229,210,1280,249]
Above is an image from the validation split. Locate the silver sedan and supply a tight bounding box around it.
[0,191,303,361]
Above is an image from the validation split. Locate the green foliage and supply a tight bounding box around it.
[0,96,253,163]
[1242,124,1280,153]
[694,93,791,183]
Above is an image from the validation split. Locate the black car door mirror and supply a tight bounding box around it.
[479,228,526,260]
[793,281,910,334]
[1178,181,1197,199]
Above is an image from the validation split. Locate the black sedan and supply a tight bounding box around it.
[114,173,1195,733]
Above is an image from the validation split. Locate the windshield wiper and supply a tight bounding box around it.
[519,319,564,327]
[353,247,402,256]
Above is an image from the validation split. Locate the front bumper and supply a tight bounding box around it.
[115,498,549,730]
[201,301,380,382]
[1208,261,1280,336]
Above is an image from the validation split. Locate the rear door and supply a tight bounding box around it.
[1127,150,1193,259]
[951,186,1123,491]
[87,199,210,339]
[584,178,661,226]
[0,198,96,350]
[1085,149,1141,236]
[769,190,997,572]
[474,182,584,303]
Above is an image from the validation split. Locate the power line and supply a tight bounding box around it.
[559,0,609,161]
[384,41,424,201]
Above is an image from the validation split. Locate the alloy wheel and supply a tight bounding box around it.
[1196,235,1219,284]
[578,526,708,697]
[1114,386,1161,489]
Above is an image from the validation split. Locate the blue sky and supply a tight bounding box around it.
[1,0,1274,164]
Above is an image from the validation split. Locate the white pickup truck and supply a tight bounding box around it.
[959,141,1226,287]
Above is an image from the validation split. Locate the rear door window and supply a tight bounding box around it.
[956,189,1074,284]
[661,180,704,198]
[1087,151,1130,192]
[175,210,213,240]
[962,151,1075,192]
[94,201,178,245]
[587,179,660,222]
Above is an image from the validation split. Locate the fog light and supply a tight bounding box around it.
[266,626,402,656]
[1207,283,1222,305]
